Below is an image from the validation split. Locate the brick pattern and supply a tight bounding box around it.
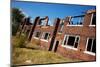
[18,10,96,61]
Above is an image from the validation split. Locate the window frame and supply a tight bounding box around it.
[89,13,96,27]
[84,38,96,56]
[62,35,80,50]
[34,31,41,38]
[67,25,83,26]
[67,16,84,26]
[41,32,50,42]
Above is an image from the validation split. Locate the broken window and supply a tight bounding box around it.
[59,20,64,33]
[70,15,84,25]
[42,32,50,40]
[67,36,75,46]
[38,17,49,26]
[41,20,47,26]
[35,31,41,38]
[86,38,96,53]
[74,37,79,48]
[63,35,79,48]
[63,35,67,45]
[91,12,96,25]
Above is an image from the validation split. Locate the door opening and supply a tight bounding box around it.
[53,41,59,52]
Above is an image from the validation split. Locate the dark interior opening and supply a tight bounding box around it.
[35,32,41,38]
[92,39,96,53]
[92,13,96,25]
[74,42,78,48]
[67,36,75,46]
[54,41,59,52]
[87,39,92,51]
[44,33,49,40]
[74,37,79,48]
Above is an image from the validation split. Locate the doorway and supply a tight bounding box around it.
[52,40,59,52]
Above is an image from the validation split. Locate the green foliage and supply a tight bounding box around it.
[12,23,19,36]
[12,34,26,48]
[12,8,25,23]
[11,8,25,35]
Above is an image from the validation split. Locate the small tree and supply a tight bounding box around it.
[11,8,25,35]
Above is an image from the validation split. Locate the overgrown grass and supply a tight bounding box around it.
[12,34,26,48]
[12,48,79,65]
[25,39,41,50]
[12,35,81,65]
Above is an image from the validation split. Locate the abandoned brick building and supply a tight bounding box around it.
[18,9,96,61]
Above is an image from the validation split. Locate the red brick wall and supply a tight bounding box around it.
[20,10,96,61]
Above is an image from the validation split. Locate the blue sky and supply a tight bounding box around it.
[11,1,96,25]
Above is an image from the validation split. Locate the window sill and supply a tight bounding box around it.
[66,25,83,26]
[61,45,78,51]
[84,51,95,56]
[33,37,39,39]
[58,32,62,34]
[89,25,96,27]
[40,39,48,42]
[41,26,49,28]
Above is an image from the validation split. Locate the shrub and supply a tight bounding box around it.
[12,34,27,48]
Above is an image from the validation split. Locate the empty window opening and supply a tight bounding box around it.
[74,37,79,48]
[38,21,42,25]
[67,36,75,46]
[38,17,49,26]
[35,31,41,38]
[41,20,47,26]
[90,12,96,25]
[42,32,50,40]
[86,38,96,53]
[70,15,84,25]
[59,20,64,33]
[63,35,80,48]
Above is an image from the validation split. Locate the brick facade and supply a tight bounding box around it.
[18,9,96,61]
